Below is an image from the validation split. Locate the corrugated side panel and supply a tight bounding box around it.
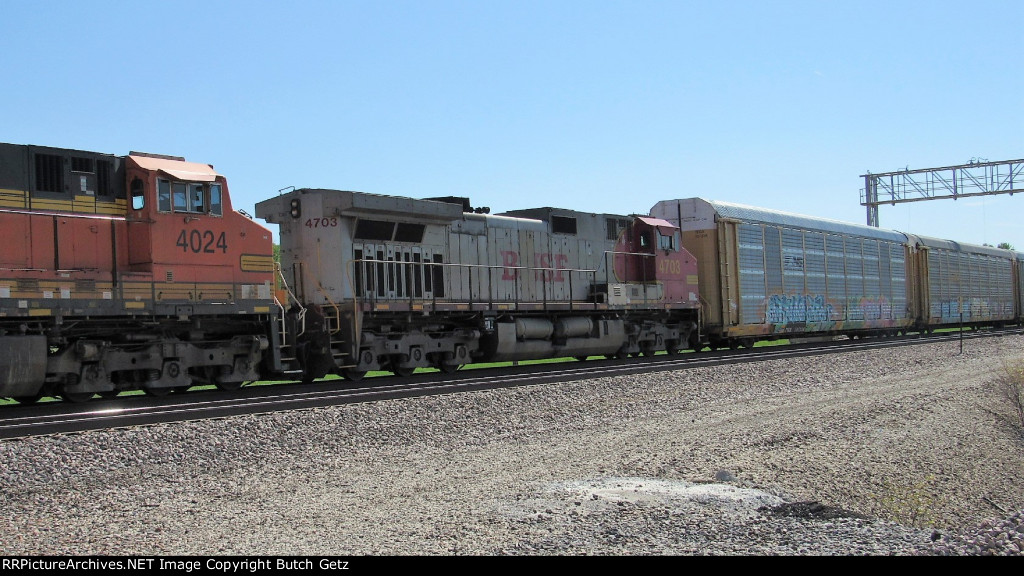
[805,232,826,302]
[825,235,847,321]
[926,250,1013,322]
[846,240,865,320]
[727,219,911,329]
[737,223,765,325]
[889,244,908,319]
[862,240,881,320]
[781,228,804,294]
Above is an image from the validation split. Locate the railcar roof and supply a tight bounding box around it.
[908,234,1016,258]
[701,198,908,243]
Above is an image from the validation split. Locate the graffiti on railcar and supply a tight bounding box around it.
[853,297,894,321]
[766,294,900,325]
[935,298,1014,322]
[766,294,836,324]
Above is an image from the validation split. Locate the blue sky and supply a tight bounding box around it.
[2,0,1021,248]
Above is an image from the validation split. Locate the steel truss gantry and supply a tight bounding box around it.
[860,158,1024,227]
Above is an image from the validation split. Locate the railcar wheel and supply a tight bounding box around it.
[61,391,94,403]
[343,369,367,382]
[392,367,415,378]
[143,387,172,398]
[575,356,589,362]
[98,390,120,399]
[215,380,244,392]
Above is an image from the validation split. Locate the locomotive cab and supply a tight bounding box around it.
[611,216,699,307]
[123,153,274,315]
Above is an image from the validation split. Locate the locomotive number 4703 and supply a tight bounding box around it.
[176,229,228,254]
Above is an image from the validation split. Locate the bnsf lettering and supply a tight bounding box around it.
[500,251,569,281]
[176,229,228,254]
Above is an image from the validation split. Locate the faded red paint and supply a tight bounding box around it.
[500,250,570,282]
[612,217,698,304]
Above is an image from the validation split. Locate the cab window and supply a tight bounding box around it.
[658,231,677,251]
[158,180,171,211]
[157,178,223,216]
[172,182,188,211]
[210,184,223,216]
[190,184,205,212]
[131,178,146,210]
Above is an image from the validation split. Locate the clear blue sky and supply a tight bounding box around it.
[2,0,1021,248]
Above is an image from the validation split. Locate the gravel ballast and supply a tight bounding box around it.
[1,334,1023,556]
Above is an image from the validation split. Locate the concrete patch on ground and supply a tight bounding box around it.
[551,477,785,512]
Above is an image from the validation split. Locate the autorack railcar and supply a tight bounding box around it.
[652,197,1023,349]
[906,235,1017,330]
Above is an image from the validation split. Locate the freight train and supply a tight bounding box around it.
[0,142,1020,404]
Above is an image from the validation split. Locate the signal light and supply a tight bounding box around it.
[289,199,301,218]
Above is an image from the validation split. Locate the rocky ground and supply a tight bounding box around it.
[1,334,1023,556]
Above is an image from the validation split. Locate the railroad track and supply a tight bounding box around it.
[1,327,1017,440]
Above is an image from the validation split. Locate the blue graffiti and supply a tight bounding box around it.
[937,298,1012,322]
[766,294,836,324]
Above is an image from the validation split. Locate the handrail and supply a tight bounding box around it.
[345,250,668,309]
[276,262,307,337]
[315,242,342,335]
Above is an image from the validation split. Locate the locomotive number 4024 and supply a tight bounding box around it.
[176,229,228,254]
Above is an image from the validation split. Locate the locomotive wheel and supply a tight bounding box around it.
[13,393,44,405]
[438,363,461,374]
[575,356,589,362]
[98,390,120,399]
[343,368,367,382]
[688,334,704,352]
[61,391,95,403]
[143,387,172,398]
[215,380,244,392]
[392,366,415,378]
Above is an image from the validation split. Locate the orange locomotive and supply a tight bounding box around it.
[0,143,276,402]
